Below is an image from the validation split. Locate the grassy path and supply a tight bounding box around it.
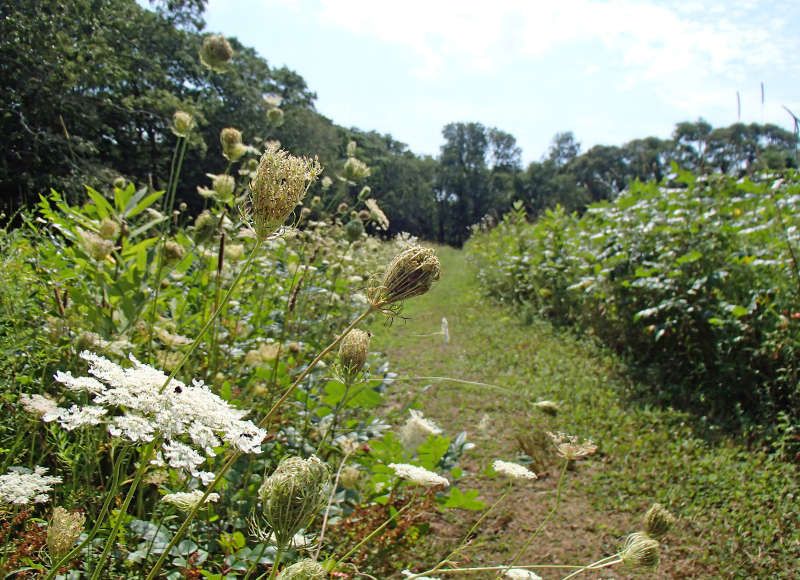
[368,246,798,579]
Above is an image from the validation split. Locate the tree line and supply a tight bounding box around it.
[2,0,797,245]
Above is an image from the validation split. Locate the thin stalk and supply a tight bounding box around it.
[331,500,414,571]
[156,237,263,394]
[145,306,376,580]
[313,450,354,560]
[560,554,623,580]
[90,441,158,580]
[407,489,510,579]
[429,564,583,574]
[267,545,285,580]
[45,446,132,580]
[497,459,570,578]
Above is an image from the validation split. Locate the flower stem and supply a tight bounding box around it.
[497,459,570,578]
[145,307,375,580]
[90,441,158,580]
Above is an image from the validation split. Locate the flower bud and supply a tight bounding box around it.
[338,329,370,382]
[342,157,370,182]
[199,34,234,72]
[644,503,675,540]
[368,246,440,310]
[164,240,185,262]
[267,107,285,126]
[339,465,361,489]
[344,218,364,242]
[220,127,247,161]
[171,110,194,138]
[358,185,371,201]
[320,176,333,191]
[259,456,329,548]
[77,228,114,261]
[249,144,322,240]
[276,558,327,580]
[193,210,217,244]
[112,176,127,190]
[99,217,120,240]
[47,507,85,560]
[346,140,358,157]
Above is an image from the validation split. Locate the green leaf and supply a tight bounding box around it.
[321,380,347,407]
[441,487,486,511]
[85,187,113,219]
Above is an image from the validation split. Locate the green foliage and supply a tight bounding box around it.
[468,170,800,452]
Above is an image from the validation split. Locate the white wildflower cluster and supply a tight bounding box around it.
[0,466,62,505]
[389,463,448,487]
[493,460,537,480]
[44,351,266,484]
[547,431,598,461]
[505,568,542,580]
[19,393,61,419]
[162,490,220,511]
[398,409,442,451]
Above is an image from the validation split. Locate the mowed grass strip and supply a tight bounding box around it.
[368,245,799,579]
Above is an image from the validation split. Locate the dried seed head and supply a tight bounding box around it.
[344,218,364,242]
[342,157,370,182]
[621,532,660,570]
[368,246,440,311]
[337,202,349,214]
[163,240,185,262]
[199,34,234,72]
[249,144,322,240]
[77,228,114,261]
[358,209,371,221]
[47,507,85,560]
[171,110,194,138]
[338,329,371,383]
[259,455,329,548]
[276,558,327,580]
[644,503,675,540]
[99,217,120,240]
[547,431,598,461]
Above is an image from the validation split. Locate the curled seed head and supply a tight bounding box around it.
[267,107,285,126]
[644,503,675,540]
[338,329,371,383]
[99,217,120,240]
[344,218,365,242]
[621,532,660,570]
[47,507,85,560]
[199,34,234,72]
[343,157,370,182]
[368,246,441,310]
[249,144,322,240]
[164,240,185,262]
[258,455,329,548]
[220,127,248,161]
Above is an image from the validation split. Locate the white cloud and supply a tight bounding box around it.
[311,0,797,98]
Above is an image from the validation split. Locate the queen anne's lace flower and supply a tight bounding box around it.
[162,490,220,511]
[0,466,62,505]
[45,351,266,484]
[389,463,448,487]
[493,460,537,480]
[398,409,442,451]
[504,568,542,579]
[19,393,61,420]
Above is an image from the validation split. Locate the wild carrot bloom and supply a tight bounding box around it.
[399,409,442,451]
[0,466,61,505]
[171,110,194,137]
[493,460,537,480]
[19,393,61,420]
[162,490,220,511]
[48,351,266,485]
[389,463,448,487]
[365,198,389,230]
[547,431,598,461]
[504,568,542,580]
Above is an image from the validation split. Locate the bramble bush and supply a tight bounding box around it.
[468,170,800,456]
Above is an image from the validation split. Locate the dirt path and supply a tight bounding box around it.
[368,246,709,580]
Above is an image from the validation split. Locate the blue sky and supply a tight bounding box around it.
[203,0,800,165]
